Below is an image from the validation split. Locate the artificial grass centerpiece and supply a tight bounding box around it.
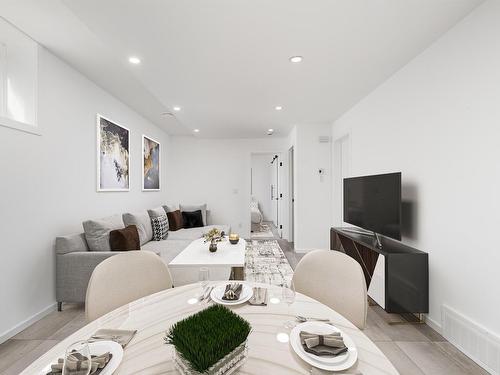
[165,305,251,373]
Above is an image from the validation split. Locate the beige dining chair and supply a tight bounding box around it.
[85,251,173,321]
[292,250,367,329]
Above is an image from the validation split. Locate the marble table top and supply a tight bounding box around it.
[21,282,399,374]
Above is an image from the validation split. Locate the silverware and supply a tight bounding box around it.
[204,286,214,303]
[296,315,331,323]
[88,334,119,341]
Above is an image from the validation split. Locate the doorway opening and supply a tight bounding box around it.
[250,152,282,239]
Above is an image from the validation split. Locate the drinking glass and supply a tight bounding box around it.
[62,340,92,375]
[198,267,210,302]
[199,267,210,289]
[282,279,296,329]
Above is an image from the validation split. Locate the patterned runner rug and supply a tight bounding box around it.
[244,239,294,286]
[250,223,274,239]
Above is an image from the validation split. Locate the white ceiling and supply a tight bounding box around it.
[1,0,483,138]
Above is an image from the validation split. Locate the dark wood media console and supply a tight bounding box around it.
[331,228,429,314]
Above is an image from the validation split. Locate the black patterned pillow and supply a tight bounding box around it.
[151,215,169,241]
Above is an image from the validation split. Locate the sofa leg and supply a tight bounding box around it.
[57,302,63,312]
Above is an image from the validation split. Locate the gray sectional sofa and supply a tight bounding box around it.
[55,207,229,311]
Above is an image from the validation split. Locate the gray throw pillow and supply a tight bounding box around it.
[83,215,125,251]
[148,206,167,218]
[162,204,176,213]
[122,211,153,245]
[180,204,207,226]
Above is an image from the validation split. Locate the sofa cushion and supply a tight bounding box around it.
[83,215,125,251]
[56,233,89,254]
[180,204,207,226]
[122,211,153,245]
[167,210,183,231]
[167,225,230,241]
[148,206,167,218]
[162,204,177,213]
[109,225,140,251]
[141,239,191,263]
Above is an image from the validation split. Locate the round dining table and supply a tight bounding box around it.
[21,282,399,374]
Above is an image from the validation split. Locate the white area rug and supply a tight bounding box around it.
[245,239,294,286]
[250,223,274,239]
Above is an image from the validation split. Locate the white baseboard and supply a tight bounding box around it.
[0,303,57,344]
[442,304,500,375]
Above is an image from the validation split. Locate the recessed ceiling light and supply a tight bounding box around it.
[289,56,303,63]
[268,128,274,132]
[173,106,181,111]
[128,56,141,64]
[275,106,282,111]
[193,129,200,133]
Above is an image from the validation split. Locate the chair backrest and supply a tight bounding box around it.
[292,250,367,329]
[85,251,173,321]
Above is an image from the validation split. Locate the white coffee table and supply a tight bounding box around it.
[168,237,246,286]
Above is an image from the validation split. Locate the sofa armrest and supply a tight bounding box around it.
[56,251,129,304]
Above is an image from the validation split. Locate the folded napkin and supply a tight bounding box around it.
[248,287,267,306]
[47,352,111,375]
[88,329,137,348]
[222,283,243,301]
[299,331,348,357]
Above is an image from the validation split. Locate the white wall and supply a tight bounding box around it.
[0,47,170,342]
[292,124,333,252]
[251,153,274,221]
[166,136,289,240]
[332,0,500,338]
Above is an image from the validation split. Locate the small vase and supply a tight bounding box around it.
[209,239,217,252]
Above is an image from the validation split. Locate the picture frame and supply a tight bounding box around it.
[142,134,161,191]
[96,114,130,191]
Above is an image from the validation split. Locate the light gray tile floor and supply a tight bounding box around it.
[0,226,488,374]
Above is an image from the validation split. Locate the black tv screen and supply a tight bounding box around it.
[343,172,401,240]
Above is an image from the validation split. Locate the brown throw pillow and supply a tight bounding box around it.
[109,225,140,251]
[167,210,183,231]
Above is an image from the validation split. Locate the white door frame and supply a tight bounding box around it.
[333,134,351,226]
[288,146,295,243]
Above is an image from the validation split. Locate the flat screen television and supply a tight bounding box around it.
[343,172,401,240]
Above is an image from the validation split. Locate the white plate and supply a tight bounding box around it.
[210,283,253,305]
[40,340,123,375]
[290,322,358,372]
